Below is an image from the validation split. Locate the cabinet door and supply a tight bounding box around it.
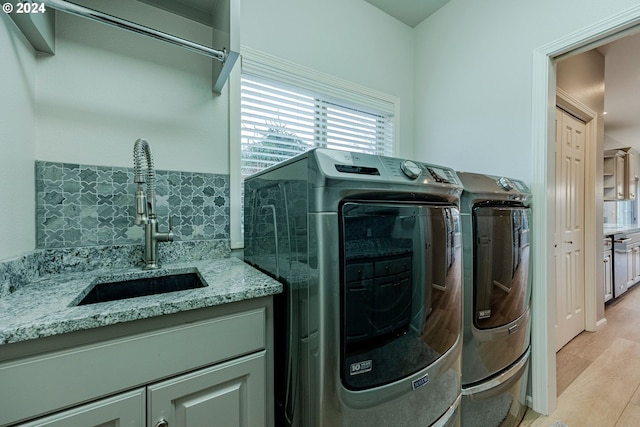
[627,248,635,286]
[627,151,637,199]
[604,250,613,302]
[148,351,266,427]
[632,244,640,283]
[617,154,626,199]
[17,388,145,427]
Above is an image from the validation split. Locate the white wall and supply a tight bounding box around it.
[241,0,415,159]
[413,0,640,414]
[35,0,229,174]
[0,14,36,261]
[413,0,640,181]
[1,0,415,261]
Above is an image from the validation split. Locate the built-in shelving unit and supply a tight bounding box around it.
[8,0,238,94]
[604,149,625,200]
[603,148,638,201]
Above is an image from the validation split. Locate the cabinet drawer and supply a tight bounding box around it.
[16,388,145,427]
[0,308,265,426]
[374,255,412,276]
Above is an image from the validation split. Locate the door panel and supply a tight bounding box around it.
[555,107,586,351]
[148,351,266,427]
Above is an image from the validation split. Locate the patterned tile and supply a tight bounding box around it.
[35,161,231,249]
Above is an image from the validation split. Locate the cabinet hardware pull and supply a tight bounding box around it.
[156,419,169,427]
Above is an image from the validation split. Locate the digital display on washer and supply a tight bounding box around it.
[426,167,457,184]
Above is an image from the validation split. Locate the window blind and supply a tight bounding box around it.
[240,74,395,177]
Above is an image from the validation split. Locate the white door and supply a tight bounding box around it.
[555,107,586,351]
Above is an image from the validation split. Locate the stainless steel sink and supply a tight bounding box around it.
[75,270,207,306]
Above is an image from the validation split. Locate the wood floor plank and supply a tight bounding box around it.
[540,338,640,427]
[555,350,591,397]
[630,385,640,406]
[615,403,640,427]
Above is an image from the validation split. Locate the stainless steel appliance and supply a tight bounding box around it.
[244,148,463,427]
[457,172,532,427]
[612,231,640,298]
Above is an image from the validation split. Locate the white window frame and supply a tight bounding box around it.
[229,47,400,249]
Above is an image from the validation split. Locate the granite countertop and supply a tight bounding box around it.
[0,257,282,345]
[604,225,640,236]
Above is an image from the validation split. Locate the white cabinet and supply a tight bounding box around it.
[1,298,273,427]
[149,352,265,427]
[604,240,613,303]
[17,352,266,427]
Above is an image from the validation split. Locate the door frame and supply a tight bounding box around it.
[555,88,599,350]
[530,5,640,415]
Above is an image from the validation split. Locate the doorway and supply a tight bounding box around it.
[531,6,640,416]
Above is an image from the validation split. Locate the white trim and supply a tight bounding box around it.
[229,62,243,250]
[595,317,608,329]
[228,0,242,250]
[531,4,640,415]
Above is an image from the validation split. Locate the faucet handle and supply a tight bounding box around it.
[168,215,173,231]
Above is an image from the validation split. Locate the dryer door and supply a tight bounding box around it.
[472,206,531,330]
[339,202,462,391]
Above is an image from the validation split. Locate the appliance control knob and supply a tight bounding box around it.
[497,177,514,191]
[400,160,421,179]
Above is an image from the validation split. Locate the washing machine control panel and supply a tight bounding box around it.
[315,148,459,186]
[400,160,421,179]
[497,176,514,191]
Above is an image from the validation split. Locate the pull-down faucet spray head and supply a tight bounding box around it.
[132,138,173,269]
[134,182,148,225]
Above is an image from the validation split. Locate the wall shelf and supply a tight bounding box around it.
[9,0,238,94]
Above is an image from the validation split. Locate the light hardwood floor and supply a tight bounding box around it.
[520,283,640,427]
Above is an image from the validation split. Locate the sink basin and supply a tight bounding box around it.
[75,270,207,306]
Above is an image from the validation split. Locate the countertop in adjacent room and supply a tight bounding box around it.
[0,257,282,345]
[603,225,640,236]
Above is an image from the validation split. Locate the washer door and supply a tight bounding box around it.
[340,202,462,390]
[473,206,531,330]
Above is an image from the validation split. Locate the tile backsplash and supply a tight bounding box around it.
[35,161,230,248]
[1,161,233,298]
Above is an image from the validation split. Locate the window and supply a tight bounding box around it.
[240,75,395,177]
[230,48,399,248]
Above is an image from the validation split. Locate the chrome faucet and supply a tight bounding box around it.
[133,138,173,269]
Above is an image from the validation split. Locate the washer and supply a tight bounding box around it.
[457,172,532,427]
[244,148,464,427]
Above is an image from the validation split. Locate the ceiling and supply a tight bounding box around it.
[364,0,450,27]
[597,32,640,151]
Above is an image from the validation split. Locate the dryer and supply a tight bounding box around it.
[245,148,464,427]
[457,172,532,427]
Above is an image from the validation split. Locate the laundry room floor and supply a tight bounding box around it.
[520,284,640,427]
